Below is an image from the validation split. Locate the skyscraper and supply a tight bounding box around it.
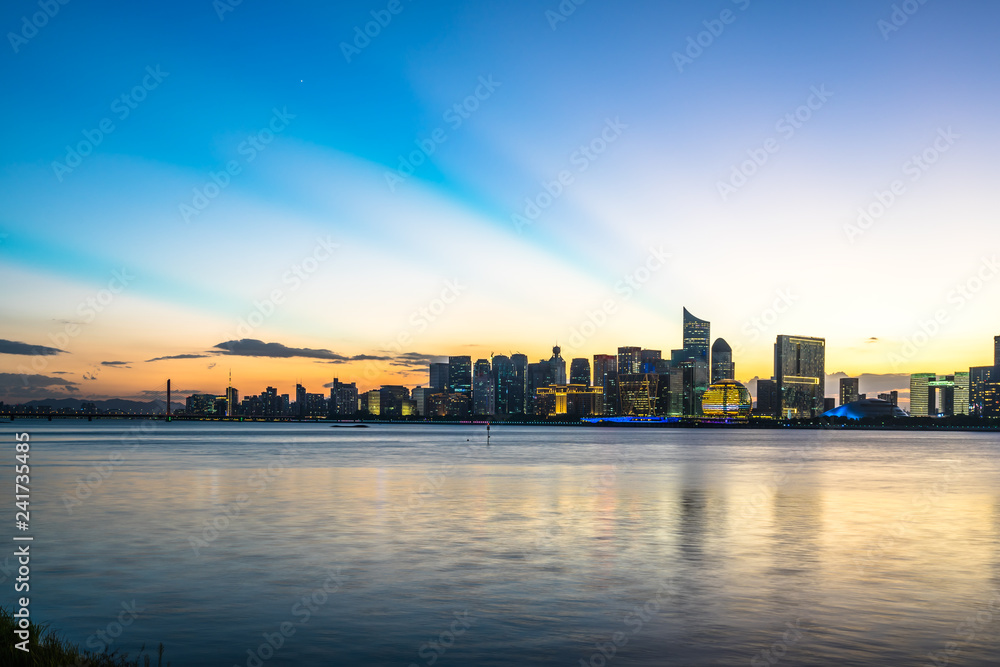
[549,346,567,385]
[448,356,472,394]
[511,353,528,414]
[995,335,1000,367]
[909,373,935,417]
[570,358,591,386]
[593,354,617,416]
[839,377,859,406]
[969,366,996,416]
[683,308,710,364]
[472,359,495,415]
[492,355,513,414]
[429,363,449,392]
[710,338,734,383]
[617,346,642,375]
[639,349,661,373]
[296,383,307,418]
[755,379,778,416]
[774,335,825,419]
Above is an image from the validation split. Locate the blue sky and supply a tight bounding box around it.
[2,0,999,402]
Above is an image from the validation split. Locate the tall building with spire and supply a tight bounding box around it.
[549,346,567,385]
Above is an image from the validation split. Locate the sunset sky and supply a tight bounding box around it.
[2,0,999,404]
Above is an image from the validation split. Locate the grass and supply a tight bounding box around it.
[1,607,169,666]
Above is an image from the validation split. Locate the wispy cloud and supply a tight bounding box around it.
[146,354,211,362]
[101,361,132,368]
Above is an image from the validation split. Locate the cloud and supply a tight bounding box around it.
[101,361,132,368]
[145,354,211,362]
[83,372,99,381]
[0,373,78,399]
[0,339,66,356]
[388,352,444,367]
[213,339,352,361]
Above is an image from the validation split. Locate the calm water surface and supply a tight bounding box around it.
[2,422,999,666]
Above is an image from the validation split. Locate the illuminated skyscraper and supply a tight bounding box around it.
[448,356,472,394]
[617,346,642,375]
[839,377,859,406]
[774,335,825,419]
[492,355,513,414]
[969,366,997,416]
[710,338,734,383]
[683,308,710,364]
[570,358,591,386]
[296,383,307,418]
[639,349,661,373]
[909,373,935,417]
[995,335,1000,366]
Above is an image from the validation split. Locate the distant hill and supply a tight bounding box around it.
[19,398,185,414]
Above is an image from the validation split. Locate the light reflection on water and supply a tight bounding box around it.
[3,422,999,666]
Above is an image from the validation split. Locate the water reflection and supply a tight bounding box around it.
[1,423,998,666]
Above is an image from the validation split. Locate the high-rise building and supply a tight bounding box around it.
[710,338,734,383]
[930,375,956,416]
[995,335,1000,367]
[295,383,307,417]
[527,361,554,415]
[909,373,935,417]
[511,353,528,414]
[225,386,239,417]
[593,354,618,415]
[429,363,449,392]
[549,346,567,385]
[639,349,661,374]
[617,346,642,375]
[774,335,826,419]
[618,373,658,417]
[970,366,997,416]
[411,386,428,416]
[570,358,591,386]
[329,378,359,416]
[472,359,495,415]
[492,355,513,414]
[448,356,472,394]
[839,377,859,406]
[683,308,711,364]
[755,379,778,416]
[380,385,409,417]
[954,372,969,415]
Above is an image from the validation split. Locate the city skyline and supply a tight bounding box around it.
[3,1,1000,408]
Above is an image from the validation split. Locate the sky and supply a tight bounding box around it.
[1,0,999,406]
